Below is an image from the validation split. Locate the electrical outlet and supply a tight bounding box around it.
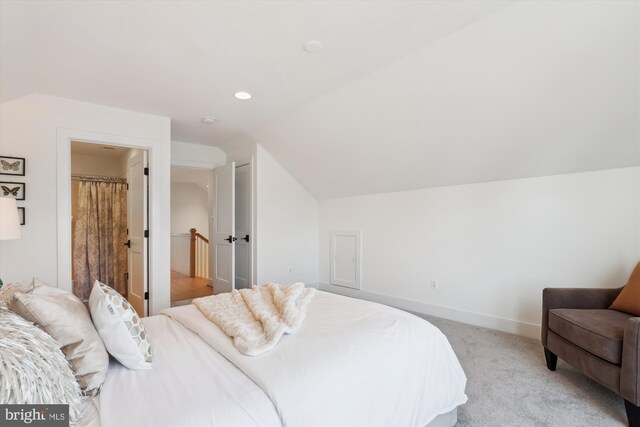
[430,279,439,290]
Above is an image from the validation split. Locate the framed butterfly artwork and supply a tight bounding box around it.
[0,181,25,200]
[0,156,25,176]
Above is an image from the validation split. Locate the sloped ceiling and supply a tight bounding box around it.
[1,1,638,200]
[0,0,512,144]
[249,0,640,199]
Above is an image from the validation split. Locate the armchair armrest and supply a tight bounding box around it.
[621,317,640,406]
[541,287,623,346]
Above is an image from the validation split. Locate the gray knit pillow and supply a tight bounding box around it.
[0,310,83,423]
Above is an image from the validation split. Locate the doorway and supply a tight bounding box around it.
[70,141,149,316]
[170,166,214,304]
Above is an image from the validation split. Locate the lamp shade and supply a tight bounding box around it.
[0,197,21,240]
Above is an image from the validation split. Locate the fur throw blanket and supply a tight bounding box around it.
[193,283,316,356]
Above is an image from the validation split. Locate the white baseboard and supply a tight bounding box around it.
[318,283,541,340]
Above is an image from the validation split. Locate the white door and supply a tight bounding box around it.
[212,162,235,294]
[127,150,148,316]
[235,164,251,289]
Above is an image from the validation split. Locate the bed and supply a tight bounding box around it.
[97,290,467,427]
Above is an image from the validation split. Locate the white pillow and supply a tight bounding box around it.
[89,281,152,370]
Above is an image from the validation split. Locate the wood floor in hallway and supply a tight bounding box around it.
[170,270,212,303]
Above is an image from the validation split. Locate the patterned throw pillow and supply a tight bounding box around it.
[89,281,152,370]
[0,310,84,423]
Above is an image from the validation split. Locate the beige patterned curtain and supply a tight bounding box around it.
[73,179,128,301]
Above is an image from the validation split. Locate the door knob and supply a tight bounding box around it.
[241,234,249,242]
[124,240,131,248]
[224,235,237,243]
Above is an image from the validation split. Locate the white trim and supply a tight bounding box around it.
[318,282,541,340]
[171,158,224,170]
[56,127,168,314]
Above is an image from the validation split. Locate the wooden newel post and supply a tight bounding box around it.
[189,228,197,278]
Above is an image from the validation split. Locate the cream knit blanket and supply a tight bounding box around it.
[193,282,316,356]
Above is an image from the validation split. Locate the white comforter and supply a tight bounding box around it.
[99,315,281,427]
[163,290,467,427]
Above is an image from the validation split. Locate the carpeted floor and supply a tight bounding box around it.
[417,314,627,427]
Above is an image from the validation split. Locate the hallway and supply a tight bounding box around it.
[170,270,212,303]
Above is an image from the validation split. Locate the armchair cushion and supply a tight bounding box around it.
[541,287,623,347]
[549,308,632,364]
[610,261,640,316]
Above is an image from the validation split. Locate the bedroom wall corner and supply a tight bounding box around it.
[255,144,319,286]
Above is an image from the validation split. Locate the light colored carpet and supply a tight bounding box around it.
[418,314,627,427]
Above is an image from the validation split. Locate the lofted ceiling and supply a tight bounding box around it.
[248,0,640,198]
[1,1,638,200]
[0,0,512,146]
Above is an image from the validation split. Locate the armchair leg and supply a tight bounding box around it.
[626,400,639,427]
[544,348,557,371]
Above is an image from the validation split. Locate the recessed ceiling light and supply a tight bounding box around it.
[234,91,252,100]
[202,116,217,124]
[303,40,324,53]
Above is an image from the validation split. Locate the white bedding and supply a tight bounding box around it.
[99,315,282,427]
[162,290,467,427]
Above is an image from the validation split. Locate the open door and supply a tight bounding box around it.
[235,164,251,289]
[127,150,148,316]
[212,162,235,294]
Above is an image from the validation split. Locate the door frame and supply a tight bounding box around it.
[56,128,164,312]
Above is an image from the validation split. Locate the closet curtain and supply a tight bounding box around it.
[73,179,128,301]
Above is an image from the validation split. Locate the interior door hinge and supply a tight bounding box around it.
[144,291,149,300]
[126,183,129,190]
[144,230,149,238]
[144,167,149,176]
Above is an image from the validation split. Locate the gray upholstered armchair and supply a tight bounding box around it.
[542,287,639,427]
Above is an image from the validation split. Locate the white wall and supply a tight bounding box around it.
[0,94,171,314]
[71,153,125,177]
[319,167,640,338]
[255,144,319,285]
[171,140,226,169]
[170,235,190,276]
[171,182,209,236]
